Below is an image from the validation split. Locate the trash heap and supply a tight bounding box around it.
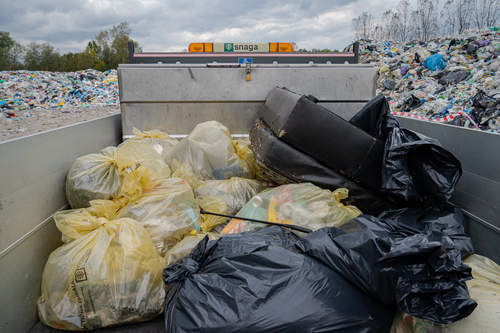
[344,27,500,133]
[0,69,119,111]
[38,91,500,332]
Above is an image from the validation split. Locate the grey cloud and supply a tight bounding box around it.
[0,0,407,55]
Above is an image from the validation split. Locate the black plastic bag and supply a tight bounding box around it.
[349,95,462,203]
[377,228,477,324]
[438,70,469,85]
[163,226,396,333]
[349,93,389,140]
[381,114,462,202]
[297,206,476,324]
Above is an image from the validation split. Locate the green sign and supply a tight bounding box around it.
[224,43,234,52]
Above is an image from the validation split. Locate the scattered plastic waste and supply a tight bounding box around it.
[346,27,500,132]
[0,69,119,111]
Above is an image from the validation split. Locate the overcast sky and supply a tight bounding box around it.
[0,0,412,55]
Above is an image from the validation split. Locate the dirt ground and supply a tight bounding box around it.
[0,105,121,142]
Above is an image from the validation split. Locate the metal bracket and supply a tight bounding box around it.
[245,62,251,81]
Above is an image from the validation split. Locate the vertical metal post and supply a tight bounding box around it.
[353,41,359,64]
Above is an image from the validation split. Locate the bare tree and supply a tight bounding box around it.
[396,0,414,42]
[373,24,385,40]
[441,0,473,35]
[382,10,399,40]
[412,0,440,41]
[352,12,375,40]
[472,0,500,29]
[380,0,414,42]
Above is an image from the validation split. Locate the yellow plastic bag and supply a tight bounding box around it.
[390,254,500,333]
[116,140,171,201]
[130,127,179,159]
[165,121,253,181]
[194,177,268,215]
[164,232,220,265]
[114,178,201,255]
[170,159,205,190]
[232,138,268,181]
[222,183,362,235]
[66,146,121,209]
[38,202,166,331]
[197,195,228,232]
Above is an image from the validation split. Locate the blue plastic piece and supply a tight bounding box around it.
[424,54,447,71]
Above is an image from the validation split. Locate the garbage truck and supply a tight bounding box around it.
[1,45,499,333]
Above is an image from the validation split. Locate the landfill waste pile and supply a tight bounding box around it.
[0,69,119,110]
[0,69,120,140]
[344,27,500,133]
[38,91,500,332]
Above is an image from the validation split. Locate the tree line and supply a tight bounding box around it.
[352,0,500,42]
[0,22,141,72]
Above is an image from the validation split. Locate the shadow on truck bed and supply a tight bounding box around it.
[29,316,165,333]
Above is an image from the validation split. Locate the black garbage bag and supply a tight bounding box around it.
[163,226,396,333]
[349,95,462,203]
[297,206,476,324]
[377,228,477,324]
[349,93,389,140]
[380,114,462,202]
[438,70,469,85]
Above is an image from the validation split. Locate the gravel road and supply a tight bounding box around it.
[0,105,121,142]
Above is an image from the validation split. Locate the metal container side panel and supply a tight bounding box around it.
[118,65,377,103]
[118,65,375,137]
[397,117,500,263]
[120,102,366,137]
[0,114,122,333]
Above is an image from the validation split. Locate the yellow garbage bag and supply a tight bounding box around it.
[165,121,253,181]
[232,138,268,181]
[37,202,166,331]
[197,195,228,232]
[170,159,205,190]
[194,177,268,215]
[114,178,201,255]
[66,146,121,209]
[222,183,362,236]
[390,254,500,333]
[116,140,171,201]
[164,232,219,266]
[130,127,179,159]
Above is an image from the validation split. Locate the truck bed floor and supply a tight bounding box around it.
[29,315,165,333]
